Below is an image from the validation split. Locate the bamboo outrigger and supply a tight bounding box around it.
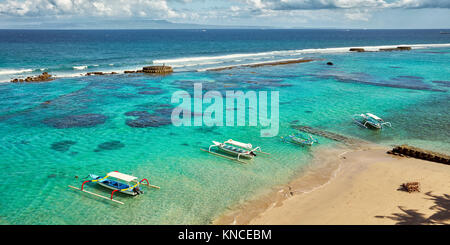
[68,171,160,205]
[201,139,269,164]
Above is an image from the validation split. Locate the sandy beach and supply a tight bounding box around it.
[214,146,450,225]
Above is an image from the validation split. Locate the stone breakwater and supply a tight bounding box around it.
[10,72,54,83]
[206,59,315,71]
[387,144,450,164]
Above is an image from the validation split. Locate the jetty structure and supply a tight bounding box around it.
[143,65,173,74]
[387,145,450,165]
[123,65,173,74]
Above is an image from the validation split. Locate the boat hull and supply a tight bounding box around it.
[97,180,137,196]
[217,146,254,159]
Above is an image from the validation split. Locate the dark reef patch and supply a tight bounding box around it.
[305,110,313,113]
[432,81,450,88]
[51,140,76,152]
[94,141,125,152]
[154,108,173,116]
[315,73,445,92]
[125,111,151,117]
[126,115,171,128]
[43,113,108,128]
[125,110,171,128]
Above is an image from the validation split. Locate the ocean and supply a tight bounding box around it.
[0,29,449,224]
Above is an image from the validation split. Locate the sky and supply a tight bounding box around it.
[0,0,449,29]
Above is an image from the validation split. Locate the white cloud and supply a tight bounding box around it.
[241,0,450,10]
[0,0,180,18]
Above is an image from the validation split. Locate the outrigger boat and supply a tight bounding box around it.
[68,171,160,205]
[352,113,392,129]
[200,139,269,163]
[281,133,318,146]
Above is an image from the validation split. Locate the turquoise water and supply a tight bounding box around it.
[0,30,449,224]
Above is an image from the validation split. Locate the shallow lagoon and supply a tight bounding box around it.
[0,37,449,224]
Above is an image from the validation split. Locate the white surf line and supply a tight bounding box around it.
[154,43,450,71]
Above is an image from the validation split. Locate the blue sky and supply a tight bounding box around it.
[0,0,449,29]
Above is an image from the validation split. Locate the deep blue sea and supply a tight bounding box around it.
[0,29,449,224]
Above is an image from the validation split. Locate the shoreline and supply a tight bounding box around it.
[213,145,449,225]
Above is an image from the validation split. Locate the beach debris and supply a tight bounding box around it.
[387,145,450,165]
[399,182,420,193]
[10,72,54,83]
[43,113,108,129]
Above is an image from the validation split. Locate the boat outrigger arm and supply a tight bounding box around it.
[68,171,160,205]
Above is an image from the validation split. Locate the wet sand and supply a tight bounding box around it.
[214,146,450,225]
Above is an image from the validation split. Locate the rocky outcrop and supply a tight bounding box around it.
[349,46,412,52]
[387,144,450,164]
[349,48,365,52]
[85,71,119,76]
[11,72,54,83]
[380,46,412,52]
[124,70,144,74]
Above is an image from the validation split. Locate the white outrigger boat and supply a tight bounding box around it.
[69,171,160,205]
[352,113,392,129]
[201,139,269,163]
